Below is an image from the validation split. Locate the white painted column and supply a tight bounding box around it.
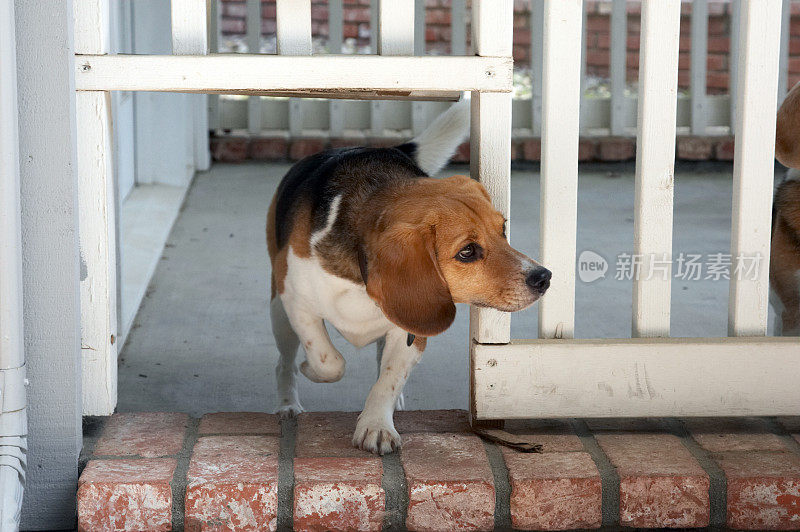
[729,0,782,336]
[277,0,312,137]
[470,0,513,344]
[172,0,210,171]
[538,0,583,340]
[631,0,681,338]
[75,0,119,415]
[16,0,82,526]
[690,0,708,135]
[609,0,627,136]
[247,0,262,134]
[0,2,27,529]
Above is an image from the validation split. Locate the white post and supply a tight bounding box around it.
[729,0,782,336]
[690,0,708,135]
[530,0,544,135]
[0,2,27,528]
[277,0,312,137]
[247,0,262,134]
[75,0,119,415]
[538,0,582,340]
[632,0,680,338]
[609,0,627,136]
[470,0,513,345]
[171,0,210,171]
[451,0,467,56]
[329,0,344,136]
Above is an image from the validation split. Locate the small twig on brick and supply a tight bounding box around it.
[472,428,543,453]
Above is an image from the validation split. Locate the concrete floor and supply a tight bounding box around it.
[118,161,781,415]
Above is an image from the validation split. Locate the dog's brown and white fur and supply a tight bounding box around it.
[266,100,551,454]
[772,82,800,335]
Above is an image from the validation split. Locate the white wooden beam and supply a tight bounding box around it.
[690,0,708,135]
[729,0,782,336]
[631,0,680,338]
[277,0,312,137]
[473,338,800,419]
[171,0,210,171]
[75,0,118,415]
[246,0,262,134]
[75,55,513,93]
[538,0,582,340]
[469,0,513,347]
[609,0,627,136]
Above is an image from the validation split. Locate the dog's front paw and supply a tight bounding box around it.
[352,414,401,455]
[276,402,304,419]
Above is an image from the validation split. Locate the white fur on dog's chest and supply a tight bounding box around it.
[284,247,392,347]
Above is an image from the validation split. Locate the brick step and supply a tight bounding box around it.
[78,411,800,531]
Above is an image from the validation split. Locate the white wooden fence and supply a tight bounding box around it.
[74,0,798,420]
[212,0,794,139]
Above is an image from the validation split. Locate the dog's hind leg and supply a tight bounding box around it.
[271,297,304,418]
[375,336,404,411]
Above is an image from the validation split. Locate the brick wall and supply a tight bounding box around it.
[219,0,800,93]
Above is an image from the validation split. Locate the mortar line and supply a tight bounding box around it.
[277,416,297,532]
[482,439,513,531]
[571,419,620,528]
[171,416,199,532]
[763,417,800,457]
[664,418,727,529]
[381,450,408,531]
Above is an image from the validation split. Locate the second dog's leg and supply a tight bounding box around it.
[270,297,303,417]
[282,298,346,383]
[375,336,404,411]
[354,328,423,454]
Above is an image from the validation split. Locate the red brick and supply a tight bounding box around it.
[578,138,597,162]
[310,4,328,21]
[290,138,327,161]
[198,412,281,435]
[707,53,727,72]
[685,418,788,452]
[521,138,541,161]
[329,137,366,149]
[708,36,730,54]
[707,71,730,90]
[716,452,800,530]
[401,433,494,531]
[597,137,635,161]
[596,433,710,528]
[185,436,280,531]
[94,412,187,458]
[211,136,249,162]
[294,457,384,532]
[790,37,800,56]
[250,137,289,160]
[296,412,373,458]
[262,4,277,19]
[715,137,736,160]
[677,136,715,161]
[221,18,246,34]
[427,8,451,25]
[394,409,471,434]
[343,6,370,23]
[222,3,247,18]
[503,451,602,530]
[261,19,277,35]
[78,458,176,532]
[343,22,359,39]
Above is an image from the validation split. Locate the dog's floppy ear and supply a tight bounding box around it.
[365,223,455,337]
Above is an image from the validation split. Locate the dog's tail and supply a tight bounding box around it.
[396,97,470,176]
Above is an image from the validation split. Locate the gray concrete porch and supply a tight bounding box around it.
[117,162,781,416]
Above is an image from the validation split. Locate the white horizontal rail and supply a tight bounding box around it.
[75,55,512,94]
[473,338,800,419]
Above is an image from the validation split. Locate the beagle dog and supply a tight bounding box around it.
[772,82,800,335]
[267,100,551,454]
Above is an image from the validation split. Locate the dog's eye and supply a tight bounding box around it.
[456,243,482,263]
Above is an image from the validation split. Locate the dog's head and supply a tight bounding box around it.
[363,175,551,337]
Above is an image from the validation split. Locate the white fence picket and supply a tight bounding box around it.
[171,0,210,171]
[75,0,118,415]
[779,0,792,102]
[277,0,312,137]
[246,0,261,134]
[328,0,345,136]
[412,0,427,135]
[208,0,221,131]
[730,0,741,130]
[530,0,544,135]
[451,0,467,56]
[469,0,513,346]
[631,0,681,338]
[690,0,708,135]
[729,0,782,336]
[538,0,582,340]
[609,0,627,136]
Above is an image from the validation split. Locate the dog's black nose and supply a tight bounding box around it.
[526,267,552,292]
